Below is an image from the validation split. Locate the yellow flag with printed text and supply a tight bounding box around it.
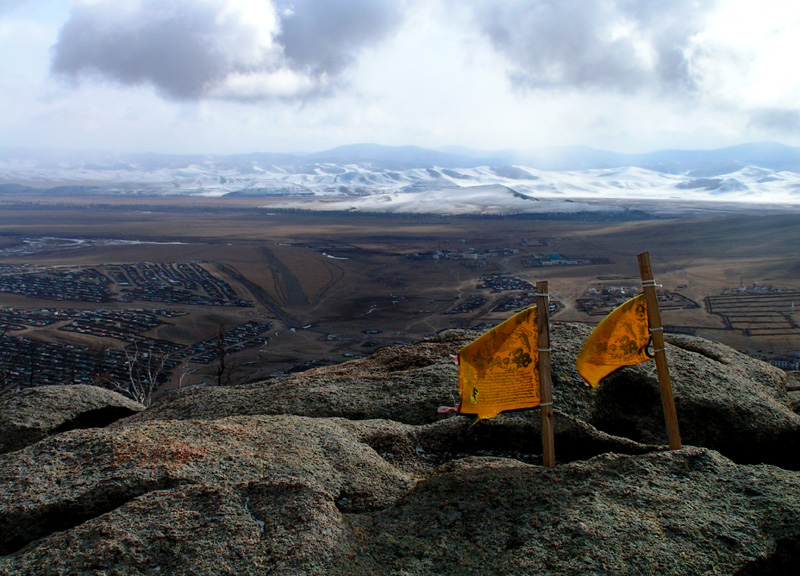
[458,306,540,421]
[576,293,652,387]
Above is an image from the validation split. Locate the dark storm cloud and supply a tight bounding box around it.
[464,0,718,93]
[277,0,404,76]
[51,1,236,99]
[50,0,405,101]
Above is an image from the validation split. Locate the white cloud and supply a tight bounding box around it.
[51,0,289,99]
[700,2,800,106]
[686,1,800,134]
[208,68,321,100]
[50,0,405,101]
[453,0,719,94]
[3,0,800,154]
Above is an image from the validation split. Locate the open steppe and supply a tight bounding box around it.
[1,192,800,394]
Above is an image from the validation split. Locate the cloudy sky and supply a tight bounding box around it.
[2,0,800,155]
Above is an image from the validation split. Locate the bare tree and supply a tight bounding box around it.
[114,341,168,407]
[177,364,196,391]
[215,322,238,386]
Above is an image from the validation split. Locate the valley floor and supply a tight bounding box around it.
[1,193,799,395]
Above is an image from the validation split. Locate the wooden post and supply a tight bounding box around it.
[637,252,682,450]
[536,281,556,467]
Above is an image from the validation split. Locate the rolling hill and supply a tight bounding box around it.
[2,142,800,212]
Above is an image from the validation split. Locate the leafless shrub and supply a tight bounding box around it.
[113,342,168,407]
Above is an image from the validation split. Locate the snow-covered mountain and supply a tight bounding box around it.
[2,143,800,213]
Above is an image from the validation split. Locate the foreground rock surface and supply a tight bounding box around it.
[0,384,144,454]
[2,325,800,575]
[353,448,800,575]
[2,432,799,575]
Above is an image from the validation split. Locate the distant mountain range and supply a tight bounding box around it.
[2,142,800,211]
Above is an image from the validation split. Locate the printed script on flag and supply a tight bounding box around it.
[576,293,652,387]
[458,306,540,421]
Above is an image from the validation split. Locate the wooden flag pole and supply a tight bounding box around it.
[637,252,682,450]
[536,281,555,467]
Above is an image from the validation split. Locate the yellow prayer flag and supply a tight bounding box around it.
[458,306,540,421]
[576,293,652,387]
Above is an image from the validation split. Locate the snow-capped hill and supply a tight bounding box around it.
[3,144,800,211]
[671,167,800,202]
[677,177,750,194]
[268,183,613,215]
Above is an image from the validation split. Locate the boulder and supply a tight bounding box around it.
[0,384,144,454]
[0,416,416,558]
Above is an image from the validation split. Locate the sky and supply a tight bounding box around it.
[2,0,800,155]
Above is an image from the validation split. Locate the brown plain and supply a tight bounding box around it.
[1,193,799,392]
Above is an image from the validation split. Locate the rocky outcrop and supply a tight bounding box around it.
[130,329,474,425]
[598,332,800,468]
[133,325,800,469]
[354,448,800,576]
[0,384,144,454]
[2,324,800,575]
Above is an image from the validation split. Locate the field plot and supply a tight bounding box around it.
[707,290,800,336]
[578,289,700,316]
[256,244,346,309]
